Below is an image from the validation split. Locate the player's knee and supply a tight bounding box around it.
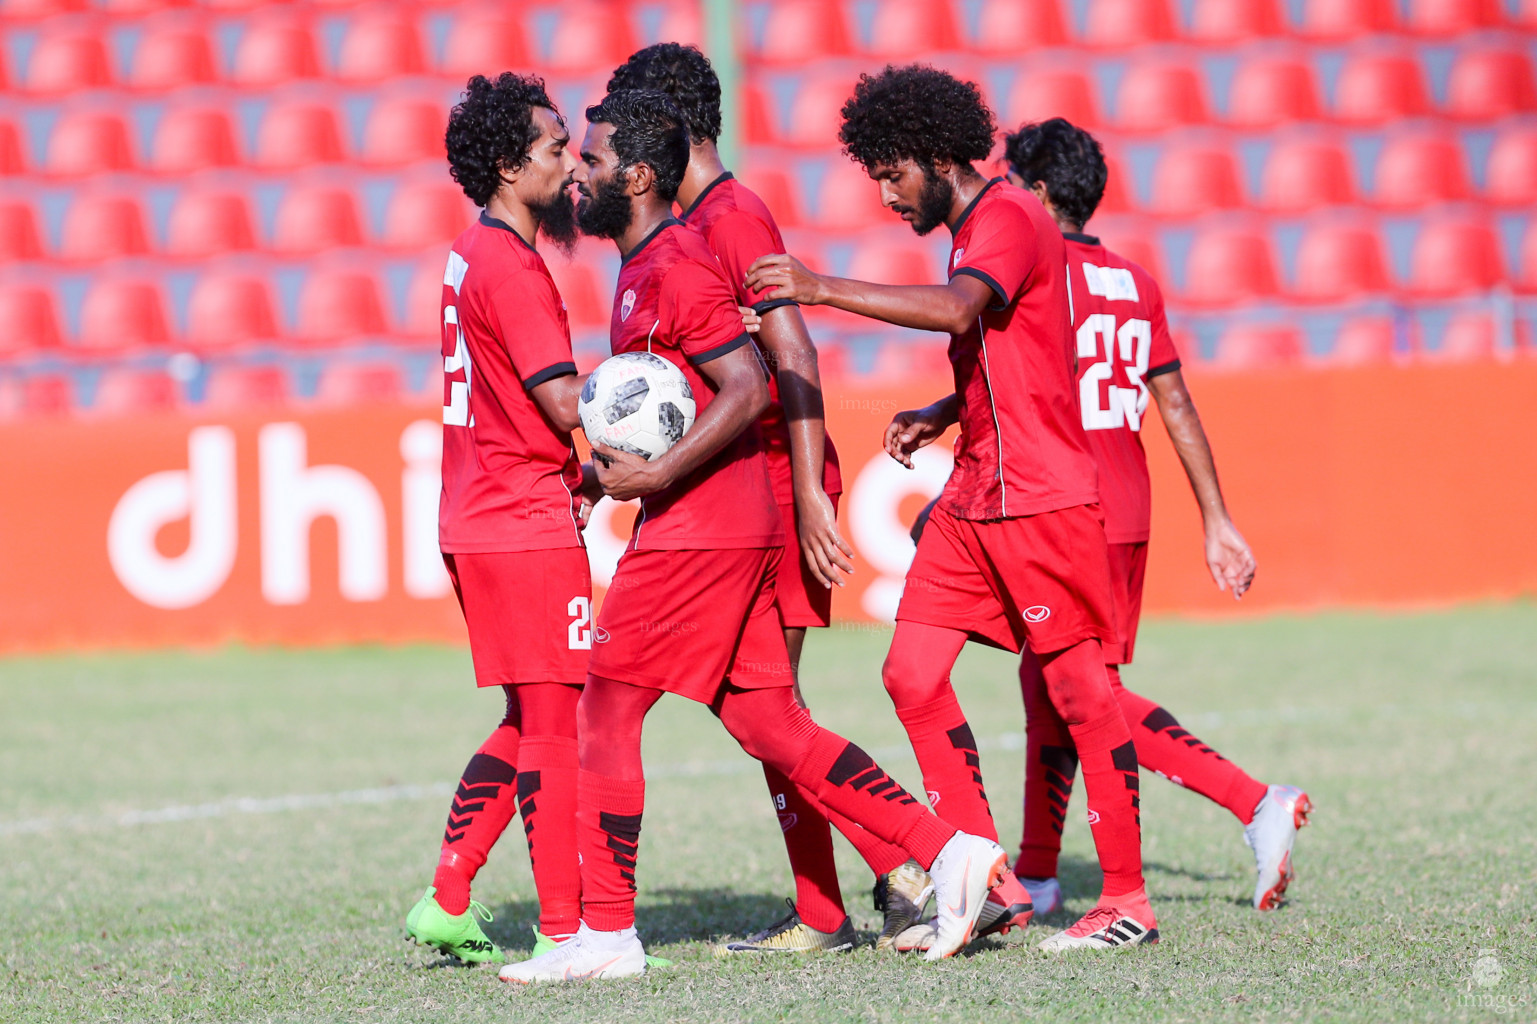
[1040,639,1118,725]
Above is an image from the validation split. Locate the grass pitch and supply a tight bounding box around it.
[2,606,1535,1023]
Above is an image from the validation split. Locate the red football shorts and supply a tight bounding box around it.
[1103,541,1149,666]
[587,546,793,704]
[444,548,593,688]
[896,503,1117,656]
[772,495,840,630]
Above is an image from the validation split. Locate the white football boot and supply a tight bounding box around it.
[1243,784,1313,910]
[1037,888,1159,953]
[497,922,646,985]
[1017,875,1064,916]
[924,832,1008,961]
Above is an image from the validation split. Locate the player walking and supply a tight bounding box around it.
[1000,118,1311,914]
[500,89,1007,984]
[747,66,1155,952]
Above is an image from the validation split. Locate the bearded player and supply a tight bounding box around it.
[1000,118,1311,914]
[604,43,932,955]
[499,88,1008,984]
[748,66,1155,952]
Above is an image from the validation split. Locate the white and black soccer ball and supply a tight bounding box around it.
[578,351,696,461]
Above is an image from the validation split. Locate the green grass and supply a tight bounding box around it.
[2,606,1535,1023]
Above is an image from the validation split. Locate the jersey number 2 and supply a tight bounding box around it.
[1077,314,1152,432]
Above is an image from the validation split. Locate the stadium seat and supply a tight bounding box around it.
[1291,221,1391,301]
[439,9,532,77]
[296,267,388,344]
[740,82,778,145]
[1405,0,1505,34]
[1226,56,1322,128]
[967,0,1071,55]
[1094,219,1166,281]
[59,193,151,261]
[1486,126,1537,206]
[737,162,801,228]
[78,279,171,350]
[1186,0,1284,43]
[201,366,289,409]
[360,96,446,166]
[379,180,472,249]
[1082,0,1177,48]
[783,75,859,149]
[404,258,447,338]
[0,119,25,174]
[165,190,257,257]
[45,110,135,175]
[1260,137,1356,210]
[1444,48,1537,121]
[640,1,705,47]
[1096,152,1134,214]
[545,255,611,329]
[848,239,940,287]
[271,185,364,254]
[311,362,404,405]
[232,18,320,86]
[16,375,74,416]
[1003,67,1101,129]
[129,24,216,91]
[1211,324,1304,369]
[1327,316,1399,365]
[1333,52,1432,124]
[541,1,636,74]
[0,199,44,261]
[1522,220,1537,293]
[813,159,889,230]
[335,11,425,82]
[1148,144,1244,217]
[0,284,62,353]
[1,0,87,17]
[89,368,179,416]
[186,273,279,347]
[1182,225,1280,306]
[1114,63,1209,132]
[23,31,113,95]
[1409,217,1504,295]
[1372,131,1471,208]
[855,0,962,58]
[254,102,346,169]
[1426,312,1503,361]
[751,0,852,64]
[149,107,240,173]
[1299,0,1397,38]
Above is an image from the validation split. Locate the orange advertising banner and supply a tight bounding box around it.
[3,362,1535,653]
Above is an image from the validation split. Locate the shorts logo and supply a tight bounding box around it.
[777,813,798,832]
[1024,605,1052,623]
[620,289,636,321]
[593,625,611,644]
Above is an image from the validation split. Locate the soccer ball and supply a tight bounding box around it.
[578,351,696,461]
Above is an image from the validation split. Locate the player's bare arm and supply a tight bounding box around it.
[1149,369,1256,598]
[745,255,996,337]
[594,342,769,501]
[884,394,960,469]
[528,372,589,433]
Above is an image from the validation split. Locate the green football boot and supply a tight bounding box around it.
[404,888,504,964]
[530,927,673,969]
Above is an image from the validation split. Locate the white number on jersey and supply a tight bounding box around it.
[567,596,592,650]
[1076,314,1152,432]
[442,252,473,427]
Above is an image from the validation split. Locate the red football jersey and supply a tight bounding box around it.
[1064,233,1182,544]
[942,179,1099,521]
[437,212,584,553]
[680,172,843,502]
[609,218,783,551]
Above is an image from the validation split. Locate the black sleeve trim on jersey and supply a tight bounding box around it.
[523,361,578,389]
[689,332,752,365]
[950,267,1009,311]
[1146,358,1181,380]
[750,297,798,316]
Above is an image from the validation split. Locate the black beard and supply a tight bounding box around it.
[576,176,634,240]
[906,171,955,236]
[531,185,578,257]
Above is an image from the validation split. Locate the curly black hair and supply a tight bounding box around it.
[838,64,997,170]
[605,43,721,144]
[445,72,558,207]
[1004,118,1107,228]
[584,89,689,202]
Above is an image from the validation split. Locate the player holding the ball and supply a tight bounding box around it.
[500,87,1011,984]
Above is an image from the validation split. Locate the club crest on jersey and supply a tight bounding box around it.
[952,248,965,268]
[620,289,637,321]
[1024,605,1052,623]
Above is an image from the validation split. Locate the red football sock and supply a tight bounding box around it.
[1016,650,1078,880]
[517,735,582,936]
[1110,667,1269,825]
[824,804,912,877]
[432,701,521,915]
[577,769,646,932]
[763,765,846,932]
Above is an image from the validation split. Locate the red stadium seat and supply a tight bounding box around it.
[0,199,44,261]
[1003,67,1101,129]
[199,0,270,10]
[848,239,941,287]
[232,18,320,86]
[78,279,171,351]
[1299,0,1397,37]
[1522,219,1537,293]
[186,273,279,347]
[640,2,705,47]
[439,9,532,77]
[1148,144,1243,217]
[59,193,151,261]
[546,256,611,329]
[0,119,25,174]
[1516,0,1537,29]
[1186,0,1284,43]
[752,0,852,64]
[1226,56,1322,128]
[335,11,425,82]
[1406,0,1505,34]
[361,97,446,166]
[783,75,860,149]
[1291,221,1391,302]
[405,258,446,338]
[814,159,889,230]
[46,110,135,175]
[1333,52,1431,124]
[380,180,472,249]
[202,366,289,409]
[24,31,113,95]
[1083,0,1176,48]
[856,0,962,58]
[738,162,801,228]
[1260,137,1356,211]
[968,0,1070,55]
[542,1,636,74]
[1373,131,1471,208]
[1114,63,1210,132]
[89,368,179,416]
[311,362,404,406]
[1444,48,1537,121]
[164,190,257,257]
[1409,217,1504,295]
[129,25,216,91]
[150,107,239,173]
[16,375,74,417]
[2,0,87,17]
[0,284,62,353]
[1182,225,1280,306]
[271,185,364,254]
[1212,324,1304,369]
[1426,313,1502,362]
[1328,316,1399,365]
[740,82,777,145]
[1094,219,1166,281]
[296,267,388,344]
[1487,126,1537,206]
[1095,151,1134,214]
[254,102,345,169]
[99,0,189,15]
